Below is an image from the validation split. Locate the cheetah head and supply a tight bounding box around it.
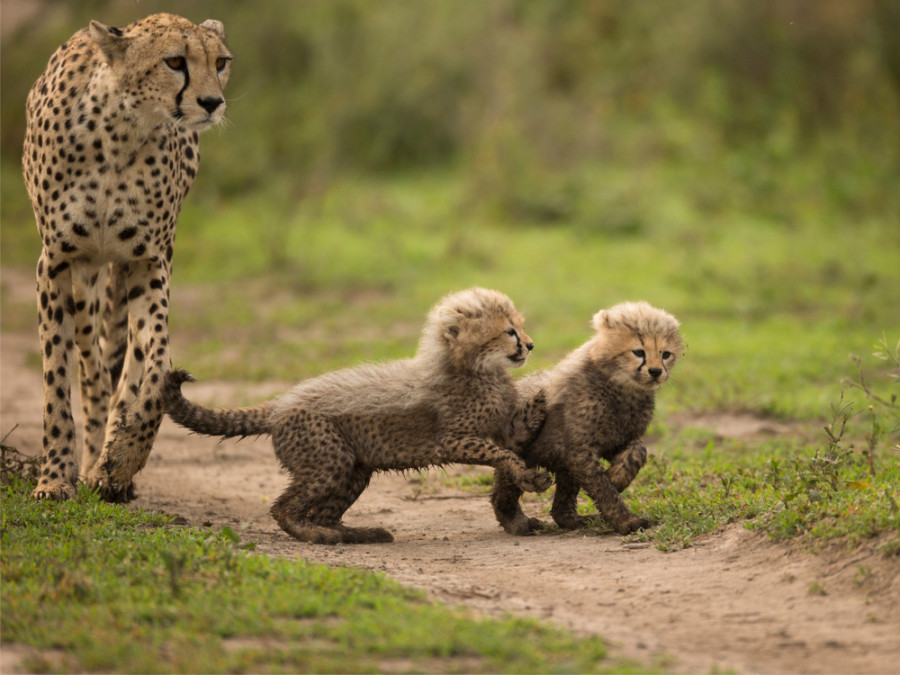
[421,287,534,373]
[89,13,233,131]
[588,301,683,391]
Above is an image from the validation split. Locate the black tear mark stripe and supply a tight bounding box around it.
[173,52,190,119]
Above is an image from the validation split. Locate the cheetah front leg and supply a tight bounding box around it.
[71,265,115,480]
[33,253,79,500]
[490,465,547,535]
[573,459,650,535]
[606,440,647,493]
[436,435,552,493]
[87,260,171,501]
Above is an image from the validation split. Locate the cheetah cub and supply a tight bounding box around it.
[492,301,683,536]
[164,288,551,544]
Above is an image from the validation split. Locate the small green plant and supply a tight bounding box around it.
[845,336,900,476]
[807,580,827,596]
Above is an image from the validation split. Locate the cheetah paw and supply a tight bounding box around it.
[612,514,651,535]
[516,468,552,493]
[32,481,77,500]
[85,468,137,503]
[501,515,547,536]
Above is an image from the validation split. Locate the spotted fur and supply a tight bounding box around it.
[492,301,684,536]
[163,288,552,544]
[23,13,232,501]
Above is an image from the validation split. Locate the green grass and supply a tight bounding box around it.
[1,477,638,674]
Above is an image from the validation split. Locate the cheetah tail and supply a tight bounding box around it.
[163,368,273,438]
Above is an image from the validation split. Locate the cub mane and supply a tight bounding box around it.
[417,287,523,373]
[274,287,520,418]
[589,301,683,360]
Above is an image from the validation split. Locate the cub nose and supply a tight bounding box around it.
[525,342,534,352]
[197,96,224,114]
[648,367,663,378]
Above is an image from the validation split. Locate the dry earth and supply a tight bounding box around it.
[2,312,899,673]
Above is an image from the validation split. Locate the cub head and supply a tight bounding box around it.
[89,13,232,131]
[420,287,534,372]
[588,301,683,390]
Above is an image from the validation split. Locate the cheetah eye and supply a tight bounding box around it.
[662,351,673,360]
[215,57,230,72]
[632,349,646,359]
[165,56,186,71]
[506,328,517,338]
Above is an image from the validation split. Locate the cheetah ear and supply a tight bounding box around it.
[591,310,611,333]
[89,21,133,63]
[200,19,226,40]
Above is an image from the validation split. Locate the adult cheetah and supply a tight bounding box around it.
[22,13,233,501]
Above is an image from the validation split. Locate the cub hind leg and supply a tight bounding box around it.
[270,414,393,545]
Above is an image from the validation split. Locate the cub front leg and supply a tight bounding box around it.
[436,434,552,493]
[575,459,649,535]
[606,440,648,493]
[88,260,171,501]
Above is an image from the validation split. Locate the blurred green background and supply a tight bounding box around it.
[2,0,899,420]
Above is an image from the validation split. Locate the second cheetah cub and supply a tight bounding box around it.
[164,288,551,545]
[492,301,683,536]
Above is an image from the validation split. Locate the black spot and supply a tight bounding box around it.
[72,223,89,237]
[133,347,145,362]
[133,243,147,256]
[128,286,145,300]
[118,227,137,240]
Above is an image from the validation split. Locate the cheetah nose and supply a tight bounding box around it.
[197,96,224,114]
[648,367,663,378]
[525,342,534,352]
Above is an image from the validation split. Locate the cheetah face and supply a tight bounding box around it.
[589,301,683,391]
[430,287,534,373]
[619,337,679,390]
[90,14,233,131]
[488,323,535,370]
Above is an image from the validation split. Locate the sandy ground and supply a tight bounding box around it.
[2,319,900,673]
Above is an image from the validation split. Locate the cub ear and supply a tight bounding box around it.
[89,20,133,62]
[591,310,611,332]
[200,19,226,40]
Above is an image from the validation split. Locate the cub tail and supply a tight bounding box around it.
[163,368,274,438]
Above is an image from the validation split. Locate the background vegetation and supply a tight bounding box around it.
[2,1,899,671]
[3,0,898,417]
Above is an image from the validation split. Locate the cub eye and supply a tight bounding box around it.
[662,351,673,360]
[632,349,646,359]
[165,56,186,71]
[505,328,517,338]
[215,57,229,71]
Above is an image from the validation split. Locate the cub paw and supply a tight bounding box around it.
[612,514,650,535]
[501,515,547,536]
[32,481,77,501]
[516,468,552,493]
[552,513,592,530]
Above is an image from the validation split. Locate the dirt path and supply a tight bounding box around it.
[2,323,899,674]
